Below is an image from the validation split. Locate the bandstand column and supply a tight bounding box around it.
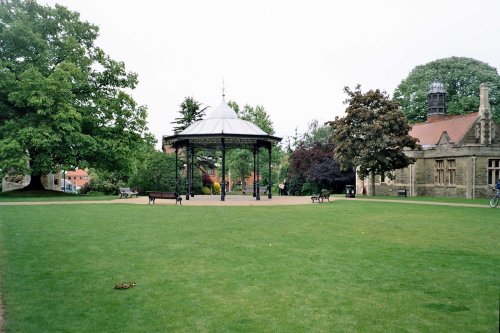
[253,145,257,197]
[256,145,260,201]
[185,143,190,200]
[175,147,179,194]
[221,138,226,201]
[268,144,272,199]
[190,146,195,197]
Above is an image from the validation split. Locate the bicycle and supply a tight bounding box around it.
[490,188,500,208]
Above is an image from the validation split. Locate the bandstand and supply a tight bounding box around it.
[163,95,282,201]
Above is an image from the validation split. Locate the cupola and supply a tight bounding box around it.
[427,80,446,120]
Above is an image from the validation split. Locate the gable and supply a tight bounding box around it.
[437,131,453,145]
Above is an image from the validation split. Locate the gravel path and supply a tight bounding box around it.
[0,194,492,207]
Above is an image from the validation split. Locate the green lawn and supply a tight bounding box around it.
[0,201,498,332]
[0,190,114,202]
[344,194,490,205]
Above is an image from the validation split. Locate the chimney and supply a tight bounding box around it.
[478,83,492,144]
[479,83,490,119]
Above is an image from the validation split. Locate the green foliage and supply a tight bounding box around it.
[129,151,177,193]
[328,85,419,183]
[0,0,153,189]
[171,96,209,134]
[225,100,282,188]
[394,57,500,122]
[201,186,212,195]
[300,180,319,195]
[240,104,275,135]
[301,120,333,147]
[81,169,124,195]
[287,120,353,194]
[226,148,253,186]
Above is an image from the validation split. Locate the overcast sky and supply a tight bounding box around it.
[40,0,500,148]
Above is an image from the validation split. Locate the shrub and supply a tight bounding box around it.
[201,187,212,195]
[202,173,213,187]
[212,182,221,195]
[301,180,319,195]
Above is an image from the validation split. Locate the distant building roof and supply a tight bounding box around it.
[66,169,88,177]
[409,112,477,145]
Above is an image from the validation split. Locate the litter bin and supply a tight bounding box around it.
[345,185,356,198]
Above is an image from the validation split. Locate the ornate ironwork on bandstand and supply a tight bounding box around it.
[163,96,282,201]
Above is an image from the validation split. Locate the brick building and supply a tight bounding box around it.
[358,82,499,198]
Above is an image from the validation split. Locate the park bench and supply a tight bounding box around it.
[311,189,331,203]
[147,191,182,205]
[397,188,407,197]
[119,187,138,199]
[242,185,267,195]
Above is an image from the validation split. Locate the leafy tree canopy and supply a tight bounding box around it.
[328,86,419,188]
[171,96,209,134]
[129,151,177,193]
[229,101,275,135]
[394,57,500,122]
[288,121,353,195]
[0,0,153,189]
[225,101,279,187]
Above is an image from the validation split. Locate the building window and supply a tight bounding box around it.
[207,167,214,175]
[435,160,445,185]
[488,159,500,185]
[447,159,456,185]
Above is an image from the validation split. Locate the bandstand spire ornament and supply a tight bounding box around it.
[222,79,226,101]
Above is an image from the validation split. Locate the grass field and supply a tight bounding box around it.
[343,194,491,206]
[0,201,498,332]
[0,190,112,202]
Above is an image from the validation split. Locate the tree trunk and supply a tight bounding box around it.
[370,172,376,196]
[22,174,45,191]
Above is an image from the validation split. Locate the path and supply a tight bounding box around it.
[0,195,492,208]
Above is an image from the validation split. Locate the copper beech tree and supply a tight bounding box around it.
[327,85,419,195]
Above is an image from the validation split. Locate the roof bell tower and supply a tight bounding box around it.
[427,80,446,121]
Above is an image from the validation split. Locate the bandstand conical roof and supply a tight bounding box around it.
[180,100,268,136]
[163,98,282,148]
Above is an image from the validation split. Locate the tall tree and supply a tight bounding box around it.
[171,96,209,134]
[240,104,275,135]
[129,150,177,193]
[394,57,500,122]
[288,121,353,195]
[327,86,419,195]
[225,101,279,187]
[0,0,152,190]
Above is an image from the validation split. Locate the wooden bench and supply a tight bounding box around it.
[242,185,268,195]
[311,189,331,203]
[119,187,138,199]
[147,191,182,205]
[397,188,407,197]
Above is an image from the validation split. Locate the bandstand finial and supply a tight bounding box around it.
[222,78,226,101]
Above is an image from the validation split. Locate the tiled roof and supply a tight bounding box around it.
[66,169,88,177]
[409,112,478,145]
